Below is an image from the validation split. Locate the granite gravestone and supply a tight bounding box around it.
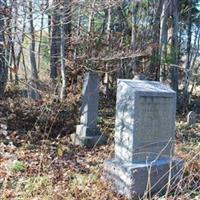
[104,79,183,199]
[71,72,106,147]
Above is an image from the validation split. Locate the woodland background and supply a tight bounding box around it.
[0,0,199,199]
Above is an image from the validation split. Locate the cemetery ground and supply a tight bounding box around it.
[0,86,199,200]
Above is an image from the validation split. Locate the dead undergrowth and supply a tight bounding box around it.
[0,87,199,200]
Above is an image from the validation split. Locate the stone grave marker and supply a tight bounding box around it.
[187,111,197,126]
[104,79,184,199]
[71,72,106,147]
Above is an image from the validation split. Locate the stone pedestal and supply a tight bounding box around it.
[104,158,184,199]
[103,80,184,199]
[71,72,106,147]
[71,125,106,147]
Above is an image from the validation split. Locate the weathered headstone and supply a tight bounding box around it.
[71,72,106,147]
[187,111,197,126]
[28,80,42,100]
[104,79,183,199]
[0,119,7,136]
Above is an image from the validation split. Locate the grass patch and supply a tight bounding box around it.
[10,161,26,173]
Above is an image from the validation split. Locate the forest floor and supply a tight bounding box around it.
[0,87,199,200]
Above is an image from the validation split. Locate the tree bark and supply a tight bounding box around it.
[60,0,72,99]
[131,0,139,77]
[50,0,60,80]
[38,0,45,73]
[28,0,41,100]
[0,1,7,97]
[13,1,18,84]
[148,0,163,80]
[170,0,179,93]
[185,0,192,72]
[104,1,111,97]
[29,0,38,80]
[60,6,66,100]
[183,0,192,107]
[88,0,95,35]
[159,0,169,82]
[4,0,11,83]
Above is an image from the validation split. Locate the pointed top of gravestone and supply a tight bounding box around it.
[118,79,176,96]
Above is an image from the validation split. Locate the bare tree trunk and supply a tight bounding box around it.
[15,1,27,84]
[11,40,17,84]
[148,0,163,80]
[131,0,139,77]
[16,12,26,72]
[63,0,72,56]
[183,0,192,107]
[187,28,200,102]
[50,0,60,81]
[159,0,169,82]
[28,0,41,100]
[46,0,51,43]
[170,0,179,93]
[73,5,81,60]
[7,1,17,83]
[59,0,72,99]
[29,0,38,80]
[185,0,192,73]
[0,1,7,96]
[104,0,111,97]
[38,0,45,73]
[13,1,18,84]
[131,0,139,50]
[22,50,28,82]
[60,5,66,100]
[8,47,12,81]
[88,0,95,35]
[4,0,12,83]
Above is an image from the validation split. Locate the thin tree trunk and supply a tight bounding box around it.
[170,0,179,93]
[183,0,192,107]
[38,0,44,73]
[131,0,139,50]
[0,1,7,96]
[185,0,192,72]
[22,49,28,82]
[14,1,18,84]
[63,0,72,56]
[159,0,169,82]
[104,1,111,97]
[4,0,12,82]
[29,0,38,80]
[50,0,60,80]
[8,47,13,81]
[46,0,51,43]
[73,5,81,60]
[188,28,200,99]
[27,0,41,100]
[131,0,139,77]
[60,6,66,100]
[148,0,163,80]
[16,14,26,70]
[10,40,17,84]
[88,0,95,35]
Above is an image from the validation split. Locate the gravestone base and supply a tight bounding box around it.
[103,158,184,200]
[71,125,106,147]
